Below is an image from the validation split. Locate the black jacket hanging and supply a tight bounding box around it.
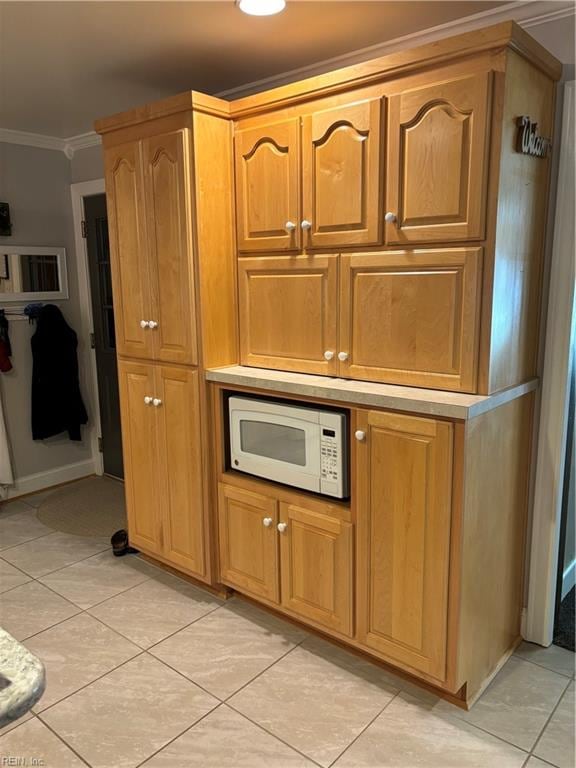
[31,304,88,441]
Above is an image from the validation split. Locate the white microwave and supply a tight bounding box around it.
[228,396,348,498]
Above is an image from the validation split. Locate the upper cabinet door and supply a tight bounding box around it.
[340,248,483,392]
[386,73,492,244]
[143,130,198,365]
[105,141,154,359]
[235,119,301,252]
[238,254,339,375]
[302,99,383,248]
[356,410,453,682]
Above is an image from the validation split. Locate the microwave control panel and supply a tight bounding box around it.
[320,428,340,483]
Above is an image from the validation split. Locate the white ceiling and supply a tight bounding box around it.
[0,1,573,138]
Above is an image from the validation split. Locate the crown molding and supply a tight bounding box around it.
[0,0,572,150]
[0,128,101,158]
[217,0,573,99]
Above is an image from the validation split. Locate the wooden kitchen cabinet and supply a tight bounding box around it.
[302,99,382,248]
[143,130,198,366]
[386,73,491,244]
[217,484,280,603]
[238,254,339,375]
[156,366,205,575]
[106,129,198,365]
[355,409,453,682]
[118,360,163,555]
[279,502,354,637]
[118,360,206,578]
[235,119,301,252]
[339,248,483,391]
[105,140,154,361]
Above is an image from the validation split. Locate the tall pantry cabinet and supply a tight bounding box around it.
[97,94,237,583]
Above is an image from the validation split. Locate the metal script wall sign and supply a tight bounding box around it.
[516,116,551,158]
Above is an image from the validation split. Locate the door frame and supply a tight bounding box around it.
[70,179,106,476]
[525,82,575,646]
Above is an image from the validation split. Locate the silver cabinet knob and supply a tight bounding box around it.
[338,351,349,362]
[384,212,397,223]
[355,430,366,442]
[144,396,153,405]
[148,320,158,329]
[301,219,312,230]
[262,517,273,528]
[140,320,150,329]
[277,522,287,533]
[285,221,297,232]
[152,398,162,407]
[324,350,334,361]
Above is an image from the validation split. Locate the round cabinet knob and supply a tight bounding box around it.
[277,522,287,533]
[262,517,273,528]
[285,221,297,232]
[140,320,150,329]
[152,398,162,407]
[324,350,335,361]
[384,212,397,223]
[144,396,153,405]
[338,351,349,362]
[148,320,158,329]
[301,219,312,230]
[355,430,366,442]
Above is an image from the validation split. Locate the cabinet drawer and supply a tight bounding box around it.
[340,248,482,391]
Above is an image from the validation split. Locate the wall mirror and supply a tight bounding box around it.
[0,246,68,301]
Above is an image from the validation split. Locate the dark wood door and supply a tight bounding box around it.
[85,193,124,478]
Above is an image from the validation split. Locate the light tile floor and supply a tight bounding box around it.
[0,490,574,768]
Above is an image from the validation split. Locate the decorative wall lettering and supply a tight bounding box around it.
[516,116,551,158]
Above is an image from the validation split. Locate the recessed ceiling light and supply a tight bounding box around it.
[237,0,286,16]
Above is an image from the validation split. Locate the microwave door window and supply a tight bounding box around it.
[240,420,307,466]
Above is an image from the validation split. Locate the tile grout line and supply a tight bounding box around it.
[326,689,403,768]
[529,675,573,760]
[131,702,226,768]
[26,713,93,768]
[223,700,326,768]
[513,651,575,680]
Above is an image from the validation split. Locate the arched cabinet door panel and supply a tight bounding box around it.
[302,99,383,248]
[105,141,154,360]
[235,119,301,252]
[386,73,492,244]
[143,130,198,366]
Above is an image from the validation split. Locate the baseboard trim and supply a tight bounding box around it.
[562,558,576,600]
[4,460,96,501]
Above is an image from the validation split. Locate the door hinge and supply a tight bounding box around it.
[90,332,96,349]
[81,220,87,238]
[98,437,103,453]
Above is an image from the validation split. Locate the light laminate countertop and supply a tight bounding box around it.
[206,366,538,420]
[0,628,45,728]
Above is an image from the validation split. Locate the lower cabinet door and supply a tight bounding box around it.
[118,360,163,555]
[279,502,353,637]
[156,365,206,578]
[238,254,339,375]
[218,484,280,603]
[356,409,453,681]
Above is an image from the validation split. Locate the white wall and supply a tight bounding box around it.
[0,142,94,496]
